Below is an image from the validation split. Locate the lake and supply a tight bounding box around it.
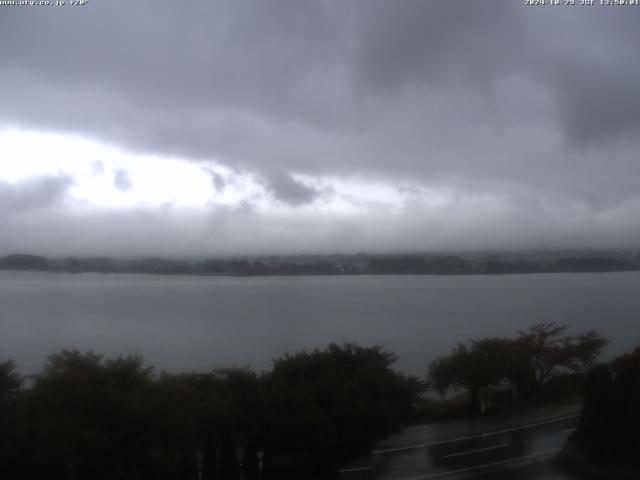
[1,270,639,376]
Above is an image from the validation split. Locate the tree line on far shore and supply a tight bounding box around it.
[0,323,613,479]
[2,252,640,276]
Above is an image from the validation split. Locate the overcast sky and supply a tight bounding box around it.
[1,0,639,257]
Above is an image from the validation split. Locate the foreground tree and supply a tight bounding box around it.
[569,346,640,468]
[429,324,608,412]
[0,360,24,478]
[263,343,424,477]
[153,368,266,480]
[429,338,510,415]
[509,323,607,398]
[0,344,425,480]
[0,360,22,402]
[23,350,159,480]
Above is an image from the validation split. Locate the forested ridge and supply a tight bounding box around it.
[2,252,640,276]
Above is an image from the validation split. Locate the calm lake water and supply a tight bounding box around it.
[1,270,639,376]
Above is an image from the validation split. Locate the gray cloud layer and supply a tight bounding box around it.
[113,169,132,192]
[0,175,72,216]
[263,171,321,206]
[1,1,640,253]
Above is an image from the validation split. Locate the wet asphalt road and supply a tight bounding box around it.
[339,415,579,480]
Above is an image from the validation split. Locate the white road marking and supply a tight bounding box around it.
[339,466,372,473]
[442,443,509,459]
[562,427,576,433]
[396,448,562,480]
[372,414,579,455]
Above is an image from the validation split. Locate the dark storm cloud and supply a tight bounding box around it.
[0,175,72,215]
[522,7,640,147]
[202,166,227,192]
[2,0,640,252]
[263,171,321,206]
[354,0,524,92]
[211,172,226,192]
[113,169,132,192]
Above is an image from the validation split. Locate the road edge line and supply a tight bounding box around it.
[372,413,579,455]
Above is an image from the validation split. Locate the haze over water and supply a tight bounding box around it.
[2,270,638,377]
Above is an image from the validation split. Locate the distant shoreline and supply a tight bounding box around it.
[2,252,640,277]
